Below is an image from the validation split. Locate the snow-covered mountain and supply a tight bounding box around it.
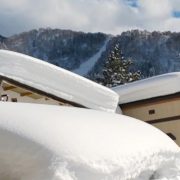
[0,28,107,73]
[1,28,180,79]
[117,30,180,78]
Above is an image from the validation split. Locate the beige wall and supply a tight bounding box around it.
[154,120,180,145]
[0,85,66,106]
[122,99,180,121]
[121,98,180,145]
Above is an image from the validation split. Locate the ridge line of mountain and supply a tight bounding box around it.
[1,28,180,79]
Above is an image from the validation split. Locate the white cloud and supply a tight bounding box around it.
[171,0,180,11]
[163,17,180,31]
[0,0,28,9]
[138,0,172,19]
[0,0,180,36]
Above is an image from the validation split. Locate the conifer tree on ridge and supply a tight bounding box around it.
[96,44,141,87]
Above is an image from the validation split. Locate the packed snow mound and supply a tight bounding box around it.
[0,50,119,113]
[0,102,180,180]
[113,72,180,104]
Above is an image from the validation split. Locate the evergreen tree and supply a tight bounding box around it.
[96,44,141,87]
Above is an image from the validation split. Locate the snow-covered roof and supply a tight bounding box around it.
[0,102,179,179]
[112,72,180,104]
[0,50,119,112]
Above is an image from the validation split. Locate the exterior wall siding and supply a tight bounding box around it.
[122,99,180,122]
[0,81,71,106]
[0,86,59,105]
[154,120,180,145]
[121,98,180,146]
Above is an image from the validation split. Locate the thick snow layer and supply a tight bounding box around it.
[0,102,180,180]
[0,50,119,113]
[73,37,110,76]
[112,72,180,104]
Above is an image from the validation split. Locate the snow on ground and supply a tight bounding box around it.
[112,72,180,104]
[0,50,119,113]
[73,37,111,76]
[0,102,180,180]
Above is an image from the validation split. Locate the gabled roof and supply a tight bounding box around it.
[112,72,180,104]
[0,50,119,112]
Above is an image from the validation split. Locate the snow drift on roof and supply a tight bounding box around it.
[0,102,179,180]
[0,50,119,112]
[112,72,180,104]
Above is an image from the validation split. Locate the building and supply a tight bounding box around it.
[113,73,180,145]
[0,50,119,113]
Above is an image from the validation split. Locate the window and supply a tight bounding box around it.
[149,109,155,115]
[166,133,176,140]
[11,98,17,102]
[0,94,8,101]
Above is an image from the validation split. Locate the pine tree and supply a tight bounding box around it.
[96,44,141,87]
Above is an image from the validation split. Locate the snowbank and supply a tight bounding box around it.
[0,50,119,113]
[112,72,180,104]
[0,102,179,180]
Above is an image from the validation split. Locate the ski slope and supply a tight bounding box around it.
[73,37,111,76]
[0,102,180,180]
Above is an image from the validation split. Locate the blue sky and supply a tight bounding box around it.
[173,11,180,18]
[126,0,139,7]
[126,0,180,18]
[1,0,180,36]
